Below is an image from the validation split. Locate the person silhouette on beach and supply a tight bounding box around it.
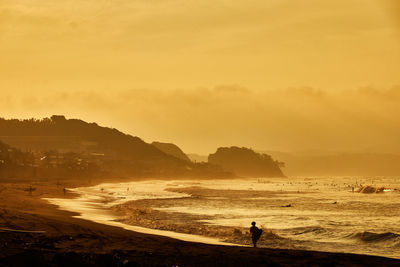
[250,221,262,247]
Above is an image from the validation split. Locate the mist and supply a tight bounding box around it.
[1,85,399,154]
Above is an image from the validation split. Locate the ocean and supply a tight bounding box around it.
[45,176,400,259]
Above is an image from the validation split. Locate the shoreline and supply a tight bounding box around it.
[1,179,400,266]
[54,178,400,259]
[43,194,241,247]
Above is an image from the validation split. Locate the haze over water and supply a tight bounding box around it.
[47,176,400,259]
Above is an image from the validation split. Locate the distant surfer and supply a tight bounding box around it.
[28,185,34,195]
[250,221,262,247]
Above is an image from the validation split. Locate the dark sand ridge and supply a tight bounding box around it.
[1,180,400,266]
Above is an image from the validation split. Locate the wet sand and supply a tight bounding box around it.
[44,196,239,247]
[1,180,400,266]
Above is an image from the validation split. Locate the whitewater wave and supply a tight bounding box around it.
[289,226,327,236]
[349,231,400,244]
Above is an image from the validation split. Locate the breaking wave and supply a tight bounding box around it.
[349,231,400,244]
[289,226,327,235]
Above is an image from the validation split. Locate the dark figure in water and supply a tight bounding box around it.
[28,185,34,195]
[250,221,262,247]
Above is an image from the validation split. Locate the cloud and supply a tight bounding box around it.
[1,85,399,154]
[1,0,399,92]
[356,85,400,99]
[382,0,400,29]
[0,1,399,153]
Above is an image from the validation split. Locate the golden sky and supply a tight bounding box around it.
[1,0,399,154]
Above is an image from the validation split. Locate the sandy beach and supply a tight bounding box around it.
[1,179,400,266]
[42,177,400,258]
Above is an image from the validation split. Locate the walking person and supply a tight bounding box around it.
[250,221,262,247]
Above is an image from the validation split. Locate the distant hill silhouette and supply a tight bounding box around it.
[208,146,284,177]
[151,142,190,162]
[0,116,232,180]
[262,150,400,176]
[0,115,167,160]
